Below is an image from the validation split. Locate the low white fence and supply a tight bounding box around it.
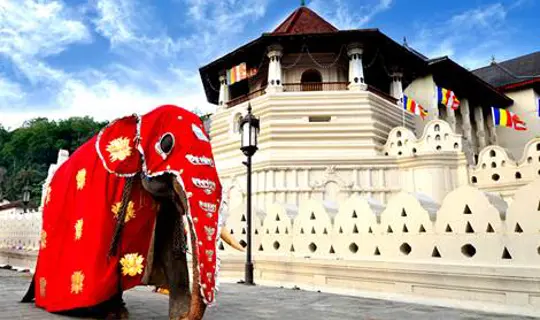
[1,179,540,316]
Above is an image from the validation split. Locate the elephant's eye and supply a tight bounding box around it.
[157,133,175,158]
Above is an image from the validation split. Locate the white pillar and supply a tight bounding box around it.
[486,109,498,145]
[218,74,229,107]
[446,107,456,132]
[389,71,403,100]
[347,43,367,91]
[460,99,475,163]
[474,106,487,150]
[266,44,283,93]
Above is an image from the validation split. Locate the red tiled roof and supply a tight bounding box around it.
[272,6,338,35]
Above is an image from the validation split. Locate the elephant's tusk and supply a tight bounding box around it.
[220,228,245,252]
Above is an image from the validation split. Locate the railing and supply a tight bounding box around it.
[283,82,348,92]
[226,82,398,107]
[367,85,398,104]
[227,87,266,108]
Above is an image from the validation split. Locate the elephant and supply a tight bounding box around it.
[21,105,244,320]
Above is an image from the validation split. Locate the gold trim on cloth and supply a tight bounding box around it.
[39,277,46,297]
[71,271,85,294]
[40,230,47,249]
[111,201,136,222]
[120,253,145,277]
[74,219,83,240]
[76,169,86,190]
[45,186,51,205]
[106,137,132,162]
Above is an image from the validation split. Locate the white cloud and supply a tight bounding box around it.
[408,3,513,69]
[93,0,137,45]
[0,0,91,58]
[181,0,269,60]
[0,0,272,130]
[309,0,392,29]
[92,0,194,58]
[0,76,25,106]
[1,66,211,130]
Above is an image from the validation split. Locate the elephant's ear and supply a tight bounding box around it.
[96,115,142,177]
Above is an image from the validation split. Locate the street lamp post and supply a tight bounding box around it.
[239,103,260,286]
[22,184,31,213]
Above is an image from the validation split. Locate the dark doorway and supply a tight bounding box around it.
[301,69,322,91]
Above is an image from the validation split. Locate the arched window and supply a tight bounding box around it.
[301,69,322,91]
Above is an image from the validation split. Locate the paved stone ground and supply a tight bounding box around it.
[1,268,538,320]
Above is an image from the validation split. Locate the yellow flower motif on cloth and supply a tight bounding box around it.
[40,230,47,249]
[39,277,46,297]
[74,219,83,240]
[106,137,132,163]
[76,169,86,190]
[111,201,136,222]
[71,271,85,294]
[120,253,145,277]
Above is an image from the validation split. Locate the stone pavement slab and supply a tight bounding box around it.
[0,268,538,320]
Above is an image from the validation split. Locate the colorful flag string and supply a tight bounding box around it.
[436,86,460,110]
[403,95,428,120]
[491,107,527,131]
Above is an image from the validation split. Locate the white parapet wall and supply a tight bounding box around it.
[216,179,540,317]
[2,149,540,316]
[470,138,540,202]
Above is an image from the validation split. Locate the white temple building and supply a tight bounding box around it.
[198,5,540,210]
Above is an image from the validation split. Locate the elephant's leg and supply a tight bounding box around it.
[164,214,191,319]
[180,222,205,320]
[104,291,129,320]
[20,275,35,303]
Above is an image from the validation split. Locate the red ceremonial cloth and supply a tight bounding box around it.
[33,105,222,312]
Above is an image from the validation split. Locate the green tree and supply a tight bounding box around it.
[0,117,106,207]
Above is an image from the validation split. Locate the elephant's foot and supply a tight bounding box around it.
[105,305,129,320]
[177,312,189,320]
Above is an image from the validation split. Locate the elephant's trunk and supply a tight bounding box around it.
[180,223,206,320]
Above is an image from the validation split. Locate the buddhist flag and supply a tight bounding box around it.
[403,95,428,120]
[491,107,527,131]
[226,63,258,85]
[436,86,460,110]
[227,63,247,85]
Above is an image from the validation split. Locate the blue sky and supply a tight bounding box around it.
[1,0,538,129]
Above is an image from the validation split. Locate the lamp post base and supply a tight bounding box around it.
[245,262,255,285]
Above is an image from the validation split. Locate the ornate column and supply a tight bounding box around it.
[446,107,457,132]
[347,43,367,91]
[460,99,472,141]
[474,106,487,150]
[459,99,475,162]
[266,44,283,93]
[218,74,229,107]
[389,70,403,100]
[486,108,498,145]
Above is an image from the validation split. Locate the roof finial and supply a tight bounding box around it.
[491,55,496,64]
[301,0,306,6]
[403,36,408,46]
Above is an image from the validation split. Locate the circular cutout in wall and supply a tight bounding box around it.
[399,243,412,255]
[461,244,476,257]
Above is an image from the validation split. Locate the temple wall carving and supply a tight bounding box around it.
[470,138,540,202]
